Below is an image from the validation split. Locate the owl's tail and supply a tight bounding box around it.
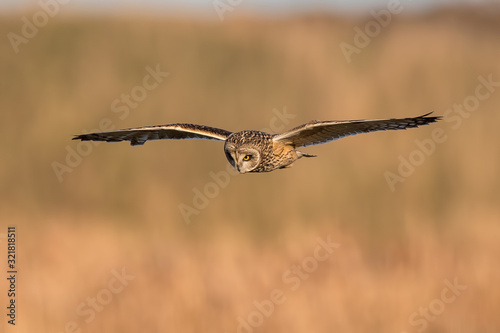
[297,151,317,158]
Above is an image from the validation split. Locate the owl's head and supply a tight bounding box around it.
[224,143,260,173]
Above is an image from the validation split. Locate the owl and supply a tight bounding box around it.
[73,112,440,173]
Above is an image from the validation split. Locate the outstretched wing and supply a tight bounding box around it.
[73,123,232,146]
[273,113,441,148]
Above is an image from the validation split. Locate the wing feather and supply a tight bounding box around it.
[73,123,232,146]
[273,113,441,147]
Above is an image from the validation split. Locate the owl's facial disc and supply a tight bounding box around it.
[224,143,260,173]
[235,147,259,173]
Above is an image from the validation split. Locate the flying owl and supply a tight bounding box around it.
[73,113,440,173]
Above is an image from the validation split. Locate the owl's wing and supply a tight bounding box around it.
[273,113,441,148]
[73,123,232,146]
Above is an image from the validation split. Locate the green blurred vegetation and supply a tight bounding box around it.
[0,7,499,333]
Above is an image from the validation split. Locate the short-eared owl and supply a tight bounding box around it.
[73,113,440,173]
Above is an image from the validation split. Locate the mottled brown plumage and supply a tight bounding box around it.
[73,112,441,173]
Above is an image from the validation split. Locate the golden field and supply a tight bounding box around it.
[1,6,500,332]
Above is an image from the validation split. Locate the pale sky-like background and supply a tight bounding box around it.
[1,0,496,16]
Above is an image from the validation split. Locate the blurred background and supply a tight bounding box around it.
[1,0,500,332]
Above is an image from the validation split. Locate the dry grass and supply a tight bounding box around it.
[1,7,499,332]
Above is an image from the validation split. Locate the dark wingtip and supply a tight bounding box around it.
[72,134,99,142]
[419,111,442,124]
[72,135,85,141]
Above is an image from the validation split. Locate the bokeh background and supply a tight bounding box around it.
[1,1,500,332]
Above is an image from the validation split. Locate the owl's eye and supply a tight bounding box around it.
[243,155,251,161]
